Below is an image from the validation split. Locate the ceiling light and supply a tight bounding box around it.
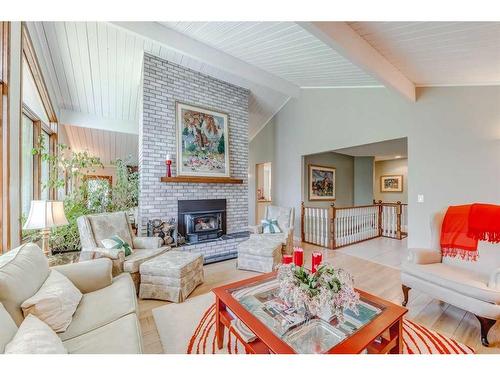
[395,155,402,159]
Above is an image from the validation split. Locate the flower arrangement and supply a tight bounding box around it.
[277,263,359,322]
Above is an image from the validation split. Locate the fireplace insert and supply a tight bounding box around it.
[178,199,226,244]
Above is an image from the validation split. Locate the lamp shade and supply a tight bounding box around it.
[23,200,69,230]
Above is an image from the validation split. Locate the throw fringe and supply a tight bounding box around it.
[468,230,500,243]
[442,247,478,261]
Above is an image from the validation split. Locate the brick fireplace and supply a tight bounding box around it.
[138,53,249,262]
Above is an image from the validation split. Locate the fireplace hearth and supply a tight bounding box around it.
[178,199,226,244]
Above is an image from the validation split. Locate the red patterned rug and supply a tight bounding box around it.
[187,303,475,355]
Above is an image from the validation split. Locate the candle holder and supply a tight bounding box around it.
[165,156,172,177]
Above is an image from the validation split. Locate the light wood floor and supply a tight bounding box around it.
[139,242,500,354]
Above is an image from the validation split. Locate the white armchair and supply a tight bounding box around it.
[401,211,500,346]
[77,211,169,291]
[249,205,295,254]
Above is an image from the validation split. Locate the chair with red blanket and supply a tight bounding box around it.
[401,205,500,347]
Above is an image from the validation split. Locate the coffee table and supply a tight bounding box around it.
[212,272,407,354]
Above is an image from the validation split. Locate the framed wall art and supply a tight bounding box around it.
[176,102,230,177]
[308,164,336,201]
[380,175,403,192]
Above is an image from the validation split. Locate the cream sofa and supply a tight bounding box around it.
[401,211,500,346]
[249,205,295,255]
[77,211,170,290]
[0,243,143,354]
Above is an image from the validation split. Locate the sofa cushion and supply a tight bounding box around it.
[402,262,500,304]
[5,314,67,354]
[21,270,82,333]
[58,273,137,341]
[87,211,133,249]
[123,247,167,273]
[63,313,142,354]
[0,243,49,326]
[0,303,17,353]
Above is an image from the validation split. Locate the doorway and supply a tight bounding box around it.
[255,162,272,224]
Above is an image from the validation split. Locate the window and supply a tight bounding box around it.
[85,176,112,211]
[21,115,35,218]
[40,130,50,200]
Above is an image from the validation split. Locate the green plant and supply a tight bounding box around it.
[25,137,104,251]
[109,158,139,211]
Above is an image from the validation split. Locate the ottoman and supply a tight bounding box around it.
[139,251,204,303]
[237,235,283,273]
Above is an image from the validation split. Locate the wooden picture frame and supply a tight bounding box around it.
[176,101,230,178]
[308,164,336,201]
[380,175,403,192]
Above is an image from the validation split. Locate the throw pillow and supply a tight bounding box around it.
[261,219,281,234]
[5,314,67,354]
[21,270,82,333]
[101,235,132,256]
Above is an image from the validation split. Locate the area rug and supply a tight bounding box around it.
[152,293,474,354]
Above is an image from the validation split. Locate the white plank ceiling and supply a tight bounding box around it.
[27,20,500,156]
[61,125,138,166]
[159,22,380,87]
[348,22,500,85]
[27,21,289,140]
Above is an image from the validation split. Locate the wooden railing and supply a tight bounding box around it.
[301,201,408,249]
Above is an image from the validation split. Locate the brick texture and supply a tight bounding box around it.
[139,54,249,256]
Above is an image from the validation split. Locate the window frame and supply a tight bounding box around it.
[0,22,9,253]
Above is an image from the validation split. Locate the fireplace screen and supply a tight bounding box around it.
[184,211,223,243]
[194,215,219,232]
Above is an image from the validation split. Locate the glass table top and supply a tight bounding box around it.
[229,277,384,354]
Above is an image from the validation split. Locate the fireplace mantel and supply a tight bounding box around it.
[160,176,243,184]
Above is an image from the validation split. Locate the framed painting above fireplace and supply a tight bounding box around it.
[176,102,230,178]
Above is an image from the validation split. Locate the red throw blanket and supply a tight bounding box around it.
[468,203,500,243]
[440,203,500,261]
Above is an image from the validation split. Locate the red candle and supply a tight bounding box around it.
[312,252,323,273]
[282,255,293,264]
[293,247,304,267]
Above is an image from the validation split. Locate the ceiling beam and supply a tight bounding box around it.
[110,22,300,98]
[60,109,138,135]
[299,22,416,102]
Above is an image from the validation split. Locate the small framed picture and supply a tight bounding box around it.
[380,175,403,192]
[308,164,336,201]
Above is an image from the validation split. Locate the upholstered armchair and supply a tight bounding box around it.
[401,211,500,347]
[77,211,169,290]
[249,205,295,254]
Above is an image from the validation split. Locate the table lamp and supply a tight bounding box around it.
[23,200,69,256]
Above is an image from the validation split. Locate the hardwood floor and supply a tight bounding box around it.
[138,242,500,354]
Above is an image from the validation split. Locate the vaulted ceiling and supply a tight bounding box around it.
[348,22,500,86]
[26,21,500,164]
[160,22,379,87]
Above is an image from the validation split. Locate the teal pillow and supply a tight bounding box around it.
[261,219,281,234]
[101,235,133,256]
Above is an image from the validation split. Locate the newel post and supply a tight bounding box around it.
[377,200,383,237]
[329,202,336,249]
[300,202,305,243]
[396,201,402,240]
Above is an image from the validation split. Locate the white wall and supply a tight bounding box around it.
[302,152,354,208]
[248,117,275,225]
[373,158,408,203]
[250,86,500,247]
